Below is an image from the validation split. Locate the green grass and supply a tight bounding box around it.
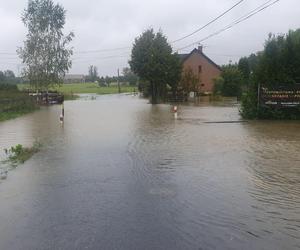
[0,109,36,122]
[3,142,41,166]
[18,83,137,95]
[0,89,38,122]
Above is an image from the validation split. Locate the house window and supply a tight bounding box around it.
[198,65,202,73]
[201,84,205,87]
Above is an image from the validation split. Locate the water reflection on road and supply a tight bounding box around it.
[0,94,299,250]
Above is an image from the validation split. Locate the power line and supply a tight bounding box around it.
[171,0,246,43]
[0,46,131,56]
[176,0,279,51]
[73,46,131,54]
[0,0,279,61]
[72,54,129,64]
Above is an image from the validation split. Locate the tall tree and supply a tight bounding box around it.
[18,0,74,90]
[238,57,250,82]
[129,29,182,103]
[88,65,98,82]
[0,70,17,85]
[255,29,300,86]
[180,67,199,94]
[122,67,138,85]
[221,64,243,97]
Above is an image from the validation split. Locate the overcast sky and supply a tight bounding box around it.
[0,0,299,76]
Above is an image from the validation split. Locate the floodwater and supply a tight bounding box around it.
[0,94,299,250]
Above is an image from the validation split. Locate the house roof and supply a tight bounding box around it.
[178,48,221,71]
[177,53,189,61]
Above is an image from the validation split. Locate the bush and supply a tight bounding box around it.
[4,142,41,165]
[0,83,18,91]
[241,90,300,119]
[213,76,224,95]
[240,91,258,119]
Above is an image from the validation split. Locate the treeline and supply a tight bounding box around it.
[86,66,138,86]
[0,70,20,85]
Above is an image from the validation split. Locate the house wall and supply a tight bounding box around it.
[63,77,85,84]
[182,51,221,93]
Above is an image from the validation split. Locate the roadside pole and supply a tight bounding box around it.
[173,105,178,119]
[257,83,261,112]
[60,102,64,124]
[117,68,121,94]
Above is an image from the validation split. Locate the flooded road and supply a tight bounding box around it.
[0,95,299,250]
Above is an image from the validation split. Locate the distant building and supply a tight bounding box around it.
[64,74,85,84]
[179,46,221,94]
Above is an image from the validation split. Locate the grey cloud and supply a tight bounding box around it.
[0,0,299,76]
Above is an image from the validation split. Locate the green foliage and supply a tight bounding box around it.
[238,57,250,82]
[241,90,300,119]
[0,87,37,121]
[213,76,224,95]
[137,80,150,97]
[18,0,74,90]
[19,83,136,95]
[0,70,18,85]
[3,142,41,166]
[180,67,199,94]
[255,30,300,86]
[241,29,300,119]
[220,65,243,97]
[0,83,18,91]
[240,89,258,119]
[129,29,182,103]
[122,67,138,86]
[87,65,98,82]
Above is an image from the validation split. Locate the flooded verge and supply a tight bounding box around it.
[0,94,299,250]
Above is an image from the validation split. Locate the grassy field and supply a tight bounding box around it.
[0,87,38,122]
[18,83,137,95]
[1,83,136,122]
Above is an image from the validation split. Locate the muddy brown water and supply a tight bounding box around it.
[0,94,299,250]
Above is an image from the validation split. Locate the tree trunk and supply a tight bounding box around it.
[151,81,158,104]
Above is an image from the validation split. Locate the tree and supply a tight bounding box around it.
[129,29,182,103]
[18,0,74,90]
[0,70,17,85]
[221,65,243,97]
[238,57,250,82]
[241,29,300,119]
[180,67,199,95]
[255,30,300,86]
[88,65,98,82]
[213,76,224,95]
[105,76,111,86]
[0,71,5,84]
[122,67,138,86]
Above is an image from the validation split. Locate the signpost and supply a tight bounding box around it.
[259,84,300,108]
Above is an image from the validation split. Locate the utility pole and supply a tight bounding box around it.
[117,68,121,94]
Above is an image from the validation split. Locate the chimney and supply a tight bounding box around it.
[198,45,203,52]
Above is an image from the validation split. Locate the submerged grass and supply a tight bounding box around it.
[3,142,42,166]
[0,87,38,122]
[0,107,37,122]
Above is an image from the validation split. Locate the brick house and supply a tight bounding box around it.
[179,46,221,94]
